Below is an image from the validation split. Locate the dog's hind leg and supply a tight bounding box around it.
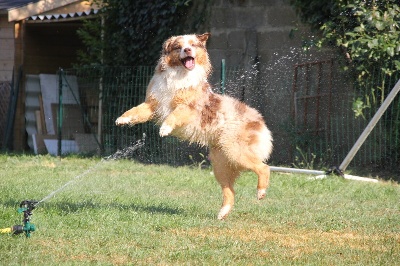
[254,163,270,200]
[237,152,271,200]
[209,148,239,220]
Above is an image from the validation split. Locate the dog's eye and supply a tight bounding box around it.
[192,43,202,48]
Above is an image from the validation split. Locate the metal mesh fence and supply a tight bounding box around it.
[285,61,400,170]
[350,65,400,169]
[57,66,207,165]
[31,64,400,173]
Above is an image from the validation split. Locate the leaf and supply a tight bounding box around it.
[345,32,357,37]
[354,10,363,16]
[367,39,379,48]
[354,26,364,32]
[386,46,395,57]
[394,60,400,70]
[352,98,367,119]
[375,21,386,30]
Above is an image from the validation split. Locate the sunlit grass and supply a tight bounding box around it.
[0,154,399,265]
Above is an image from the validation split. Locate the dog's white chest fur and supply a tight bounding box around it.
[150,67,207,120]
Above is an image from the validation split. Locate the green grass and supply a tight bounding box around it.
[0,154,399,265]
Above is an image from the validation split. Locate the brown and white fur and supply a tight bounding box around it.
[115,33,273,219]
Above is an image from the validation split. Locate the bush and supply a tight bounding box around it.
[291,0,400,107]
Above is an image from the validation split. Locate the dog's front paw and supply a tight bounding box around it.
[159,124,173,137]
[115,117,132,126]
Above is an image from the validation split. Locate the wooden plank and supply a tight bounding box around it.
[8,0,79,21]
[51,104,85,139]
[0,39,14,47]
[0,50,14,60]
[0,17,13,27]
[35,110,43,134]
[74,133,99,154]
[38,93,47,134]
[0,28,14,38]
[41,1,97,15]
[0,70,12,81]
[0,60,14,69]
[11,22,24,151]
[32,134,50,154]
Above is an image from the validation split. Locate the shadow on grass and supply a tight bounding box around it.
[2,199,183,215]
[52,201,183,216]
[2,198,184,216]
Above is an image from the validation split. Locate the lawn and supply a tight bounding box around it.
[0,154,399,265]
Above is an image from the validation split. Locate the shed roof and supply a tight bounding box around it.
[0,1,40,11]
[0,0,92,21]
[26,8,98,22]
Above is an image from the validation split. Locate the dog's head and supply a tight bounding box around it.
[158,33,212,76]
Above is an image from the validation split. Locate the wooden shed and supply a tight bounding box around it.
[0,0,99,151]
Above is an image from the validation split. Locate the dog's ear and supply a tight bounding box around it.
[157,56,167,72]
[162,36,176,55]
[196,33,210,45]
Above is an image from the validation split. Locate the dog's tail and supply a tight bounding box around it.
[259,126,273,162]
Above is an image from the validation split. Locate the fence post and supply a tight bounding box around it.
[97,76,103,154]
[57,68,63,157]
[3,66,22,151]
[220,59,226,94]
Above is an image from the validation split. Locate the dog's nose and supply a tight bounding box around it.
[184,47,192,53]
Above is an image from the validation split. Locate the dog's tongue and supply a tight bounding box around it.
[184,57,195,69]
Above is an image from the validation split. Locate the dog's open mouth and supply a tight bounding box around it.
[181,56,195,70]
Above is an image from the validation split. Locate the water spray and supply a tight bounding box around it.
[0,133,145,238]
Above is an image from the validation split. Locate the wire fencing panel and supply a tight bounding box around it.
[287,61,400,171]
[59,66,206,165]
[350,66,400,169]
[56,64,400,173]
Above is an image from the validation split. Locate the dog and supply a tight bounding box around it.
[115,33,273,219]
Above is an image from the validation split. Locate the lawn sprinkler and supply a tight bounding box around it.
[0,200,37,237]
[0,134,146,239]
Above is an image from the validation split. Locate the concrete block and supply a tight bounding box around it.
[221,0,250,7]
[210,7,237,29]
[208,33,228,50]
[251,0,280,7]
[234,8,267,28]
[266,6,298,27]
[208,49,227,71]
[257,30,302,52]
[227,30,246,50]
[225,50,246,66]
[213,0,223,6]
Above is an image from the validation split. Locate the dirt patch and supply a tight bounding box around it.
[173,225,399,255]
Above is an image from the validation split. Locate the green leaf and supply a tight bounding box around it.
[352,98,367,119]
[354,26,364,32]
[375,21,386,30]
[386,46,395,57]
[367,39,379,48]
[394,60,400,70]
